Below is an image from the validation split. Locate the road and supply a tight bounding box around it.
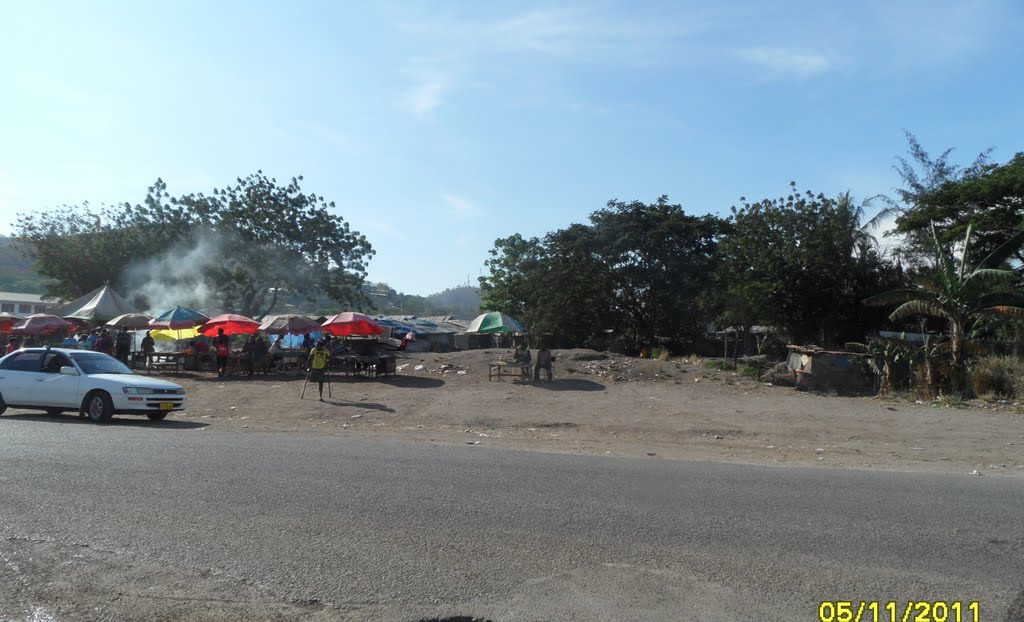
[1,416,1022,622]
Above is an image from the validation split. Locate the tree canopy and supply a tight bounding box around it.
[15,172,374,318]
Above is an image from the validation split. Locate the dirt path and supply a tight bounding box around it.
[143,349,1024,477]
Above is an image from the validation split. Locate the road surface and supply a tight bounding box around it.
[1,415,1022,621]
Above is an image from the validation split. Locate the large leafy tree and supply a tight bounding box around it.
[864,224,1024,393]
[895,153,1024,264]
[16,173,373,317]
[587,197,726,348]
[480,197,725,349]
[716,184,902,345]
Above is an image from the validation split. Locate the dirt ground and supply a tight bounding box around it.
[132,348,1024,477]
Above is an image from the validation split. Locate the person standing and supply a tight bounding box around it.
[141,330,156,368]
[114,329,132,363]
[95,330,114,356]
[215,328,231,377]
[534,344,554,382]
[5,336,19,354]
[61,330,78,349]
[306,340,331,401]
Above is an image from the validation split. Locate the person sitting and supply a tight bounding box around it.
[268,336,285,370]
[534,344,554,382]
[512,341,532,379]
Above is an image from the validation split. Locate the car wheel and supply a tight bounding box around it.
[146,412,168,421]
[83,391,114,424]
[0,393,6,415]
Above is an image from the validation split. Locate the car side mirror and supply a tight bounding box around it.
[60,366,79,376]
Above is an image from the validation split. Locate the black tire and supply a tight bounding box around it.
[82,391,114,424]
[146,412,168,421]
[0,393,6,415]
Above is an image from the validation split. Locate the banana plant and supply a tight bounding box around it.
[864,223,1024,394]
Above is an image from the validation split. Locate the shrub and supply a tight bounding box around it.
[970,356,1024,399]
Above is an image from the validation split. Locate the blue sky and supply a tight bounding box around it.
[2,1,1022,296]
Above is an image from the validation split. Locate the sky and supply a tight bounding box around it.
[2,1,1023,296]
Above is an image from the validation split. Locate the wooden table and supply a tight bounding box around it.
[146,352,184,374]
[488,361,530,381]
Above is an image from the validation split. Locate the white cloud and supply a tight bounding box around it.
[737,46,832,79]
[406,71,453,117]
[441,193,482,217]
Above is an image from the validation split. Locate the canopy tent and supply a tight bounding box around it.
[50,285,138,324]
[466,312,525,334]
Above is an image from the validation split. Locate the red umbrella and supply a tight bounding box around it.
[321,312,384,336]
[11,313,74,335]
[0,312,24,333]
[198,313,261,336]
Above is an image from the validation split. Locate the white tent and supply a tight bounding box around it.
[50,285,139,324]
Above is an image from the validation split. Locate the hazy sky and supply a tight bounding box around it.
[2,1,1022,295]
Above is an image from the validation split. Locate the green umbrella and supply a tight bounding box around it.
[466,312,525,334]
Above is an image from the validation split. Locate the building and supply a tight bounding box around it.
[0,291,57,315]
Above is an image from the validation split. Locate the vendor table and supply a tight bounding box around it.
[488,361,530,381]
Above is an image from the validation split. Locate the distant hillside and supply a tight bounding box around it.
[424,286,481,319]
[366,283,481,319]
[0,236,46,294]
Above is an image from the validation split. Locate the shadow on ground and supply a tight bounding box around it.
[1,411,209,429]
[298,396,396,413]
[529,378,606,392]
[375,375,447,389]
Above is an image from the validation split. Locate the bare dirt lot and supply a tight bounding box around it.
[147,348,1024,477]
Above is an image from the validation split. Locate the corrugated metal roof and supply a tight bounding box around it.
[0,291,58,304]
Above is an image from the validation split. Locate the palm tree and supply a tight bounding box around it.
[864,224,1024,394]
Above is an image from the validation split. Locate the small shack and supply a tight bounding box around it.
[786,345,874,395]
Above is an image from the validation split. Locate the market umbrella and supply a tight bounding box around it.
[10,313,74,335]
[106,312,154,329]
[466,311,525,334]
[150,327,201,341]
[321,312,384,336]
[149,306,210,329]
[0,311,24,333]
[198,313,261,337]
[259,314,321,335]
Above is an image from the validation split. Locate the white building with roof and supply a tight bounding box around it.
[0,291,58,315]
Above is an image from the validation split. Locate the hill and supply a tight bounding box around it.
[0,236,46,293]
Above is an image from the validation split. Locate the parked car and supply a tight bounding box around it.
[0,347,187,423]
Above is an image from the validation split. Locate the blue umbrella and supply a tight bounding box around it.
[149,306,210,329]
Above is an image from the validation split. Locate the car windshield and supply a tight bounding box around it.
[70,352,134,375]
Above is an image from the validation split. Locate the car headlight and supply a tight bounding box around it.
[122,387,158,395]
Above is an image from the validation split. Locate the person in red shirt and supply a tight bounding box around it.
[5,336,19,354]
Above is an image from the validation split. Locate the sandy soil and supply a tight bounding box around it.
[135,348,1024,477]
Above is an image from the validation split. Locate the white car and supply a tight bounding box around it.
[0,347,187,423]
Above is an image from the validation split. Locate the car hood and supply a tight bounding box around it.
[86,374,184,390]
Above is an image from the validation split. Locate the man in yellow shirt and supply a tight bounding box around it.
[306,340,331,401]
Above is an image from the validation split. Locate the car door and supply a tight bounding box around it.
[39,351,81,408]
[0,350,45,405]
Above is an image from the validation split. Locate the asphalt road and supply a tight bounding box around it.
[1,416,1022,622]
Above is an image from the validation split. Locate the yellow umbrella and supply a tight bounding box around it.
[150,327,200,341]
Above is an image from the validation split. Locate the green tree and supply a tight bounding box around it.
[717,184,902,345]
[16,173,373,317]
[895,153,1024,264]
[864,224,1024,394]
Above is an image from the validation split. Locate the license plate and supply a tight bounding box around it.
[159,402,174,410]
